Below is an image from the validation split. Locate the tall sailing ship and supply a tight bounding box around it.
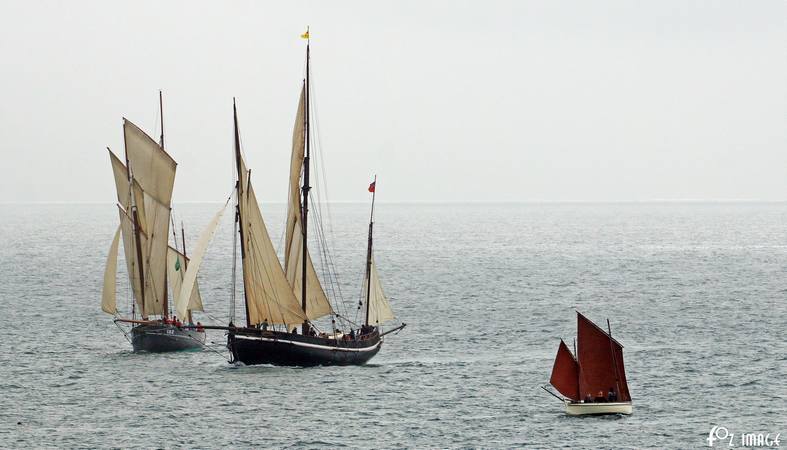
[101,92,206,352]
[545,312,633,415]
[176,33,405,366]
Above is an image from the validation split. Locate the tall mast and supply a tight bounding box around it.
[159,91,169,319]
[364,175,377,326]
[233,99,252,328]
[124,126,147,319]
[301,35,311,334]
[182,223,193,324]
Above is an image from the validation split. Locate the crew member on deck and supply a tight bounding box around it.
[607,387,617,402]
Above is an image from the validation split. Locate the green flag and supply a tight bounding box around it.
[175,257,181,271]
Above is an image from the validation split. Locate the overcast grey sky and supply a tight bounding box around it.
[0,1,784,203]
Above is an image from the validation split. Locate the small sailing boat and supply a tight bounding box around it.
[544,312,633,415]
[101,92,206,352]
[178,32,404,366]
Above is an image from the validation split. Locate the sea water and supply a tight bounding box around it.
[0,202,785,448]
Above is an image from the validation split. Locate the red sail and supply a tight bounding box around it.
[577,312,630,402]
[550,340,580,401]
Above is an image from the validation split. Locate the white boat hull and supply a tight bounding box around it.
[565,401,632,416]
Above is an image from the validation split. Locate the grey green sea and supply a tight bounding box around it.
[0,202,785,448]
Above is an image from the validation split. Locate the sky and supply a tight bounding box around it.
[0,0,784,203]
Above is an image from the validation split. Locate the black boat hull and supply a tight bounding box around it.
[131,323,205,352]
[228,329,382,367]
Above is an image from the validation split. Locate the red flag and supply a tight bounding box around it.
[368,181,376,193]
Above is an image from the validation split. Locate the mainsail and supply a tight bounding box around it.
[363,257,395,325]
[103,119,177,318]
[549,340,580,401]
[576,312,631,402]
[236,142,307,326]
[283,86,333,321]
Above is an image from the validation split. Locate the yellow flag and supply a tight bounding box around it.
[301,30,309,39]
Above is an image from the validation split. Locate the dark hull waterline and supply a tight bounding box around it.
[228,329,382,367]
[131,323,205,353]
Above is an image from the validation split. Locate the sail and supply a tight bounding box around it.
[550,340,580,401]
[167,246,203,317]
[240,177,307,326]
[138,192,169,316]
[117,206,145,314]
[363,258,395,325]
[175,204,227,319]
[284,85,333,321]
[101,225,122,315]
[123,119,177,205]
[577,312,631,402]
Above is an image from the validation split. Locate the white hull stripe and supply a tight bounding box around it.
[235,335,381,353]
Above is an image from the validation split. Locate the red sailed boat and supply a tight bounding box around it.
[545,312,633,415]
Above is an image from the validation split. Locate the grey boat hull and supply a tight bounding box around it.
[131,323,205,352]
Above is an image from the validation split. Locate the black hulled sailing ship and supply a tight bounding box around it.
[101,92,206,352]
[180,33,404,366]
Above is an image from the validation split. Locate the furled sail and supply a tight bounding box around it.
[167,246,203,317]
[238,156,307,326]
[101,225,122,315]
[175,204,227,319]
[283,86,333,321]
[550,340,580,401]
[363,257,395,325]
[577,312,631,402]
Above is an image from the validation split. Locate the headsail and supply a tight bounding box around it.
[577,312,631,402]
[550,340,580,401]
[101,225,122,315]
[284,85,333,321]
[363,257,395,325]
[176,204,227,319]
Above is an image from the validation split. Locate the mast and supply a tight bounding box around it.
[159,91,168,319]
[301,35,311,334]
[607,319,622,399]
[182,223,193,324]
[124,126,147,319]
[233,98,252,328]
[364,176,377,326]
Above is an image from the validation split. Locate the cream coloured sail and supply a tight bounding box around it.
[175,203,228,319]
[101,225,122,314]
[138,192,170,316]
[167,246,203,317]
[283,86,333,321]
[238,156,307,326]
[363,258,395,325]
[117,205,145,313]
[123,119,177,205]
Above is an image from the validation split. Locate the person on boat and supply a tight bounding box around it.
[261,319,268,331]
[349,328,356,340]
[607,388,617,402]
[291,327,298,334]
[595,390,606,402]
[196,322,204,332]
[584,393,593,403]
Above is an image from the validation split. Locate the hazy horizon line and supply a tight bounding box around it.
[4,199,787,205]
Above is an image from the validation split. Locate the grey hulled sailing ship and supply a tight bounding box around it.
[101,93,206,352]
